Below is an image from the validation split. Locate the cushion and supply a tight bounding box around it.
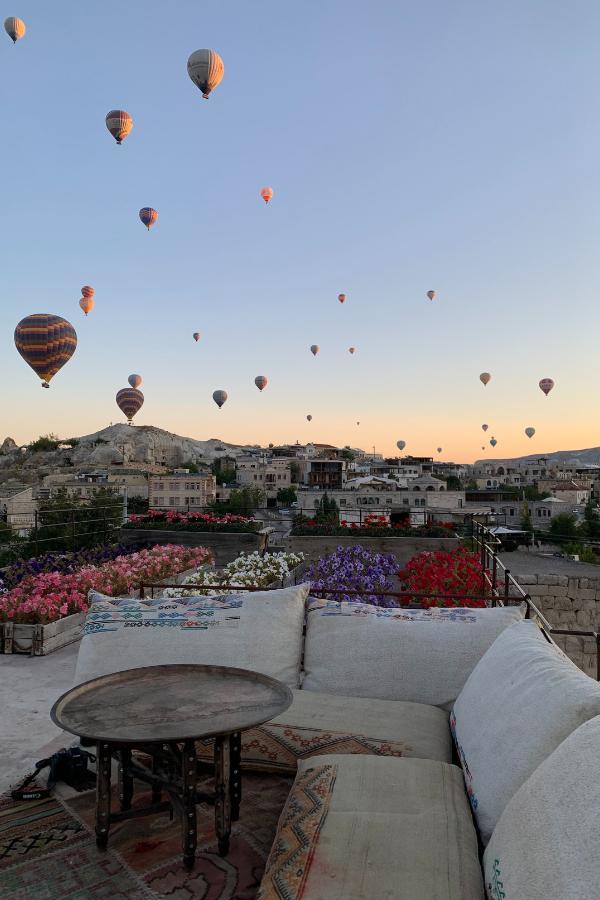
[452,621,600,845]
[302,599,525,708]
[483,715,600,900]
[196,688,452,772]
[75,583,309,688]
[257,754,484,900]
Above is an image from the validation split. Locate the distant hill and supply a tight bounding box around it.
[475,447,600,468]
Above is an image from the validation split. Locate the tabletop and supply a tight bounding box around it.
[51,664,293,743]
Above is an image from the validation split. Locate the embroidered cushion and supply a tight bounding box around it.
[302,599,524,708]
[452,621,600,845]
[195,687,452,772]
[483,715,600,900]
[75,583,310,688]
[257,754,484,899]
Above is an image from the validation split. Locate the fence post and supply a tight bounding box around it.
[70,508,75,550]
[34,510,39,556]
[491,555,498,604]
[102,505,107,544]
[504,569,510,599]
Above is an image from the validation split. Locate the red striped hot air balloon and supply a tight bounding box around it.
[338,293,346,304]
[139,207,158,230]
[14,314,77,388]
[260,187,273,204]
[187,49,224,99]
[79,296,94,316]
[81,285,94,300]
[116,388,144,424]
[480,372,492,386]
[105,110,133,145]
[254,376,268,391]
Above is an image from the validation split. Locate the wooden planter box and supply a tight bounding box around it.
[117,527,272,566]
[1,611,86,656]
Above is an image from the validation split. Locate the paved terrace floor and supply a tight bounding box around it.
[499,551,600,579]
[0,642,78,795]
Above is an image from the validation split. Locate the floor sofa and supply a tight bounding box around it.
[74,583,600,899]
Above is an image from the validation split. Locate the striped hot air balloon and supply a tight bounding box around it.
[81,285,94,300]
[539,378,555,396]
[193,332,200,342]
[79,296,94,316]
[482,424,488,432]
[426,290,436,301]
[525,427,536,439]
[105,110,133,145]
[128,374,142,389]
[490,437,497,448]
[397,440,406,451]
[254,376,268,391]
[116,388,144,423]
[260,187,273,204]
[480,372,492,386]
[4,17,25,42]
[187,49,224,98]
[14,314,77,388]
[338,293,346,304]
[348,347,356,354]
[139,207,158,230]
[213,390,228,408]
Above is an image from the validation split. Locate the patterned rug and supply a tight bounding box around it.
[0,772,292,899]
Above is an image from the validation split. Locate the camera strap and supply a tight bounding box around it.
[10,758,52,801]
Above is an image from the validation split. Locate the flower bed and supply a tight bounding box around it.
[0,543,144,593]
[123,510,259,533]
[0,545,213,625]
[307,546,398,607]
[397,548,489,608]
[164,550,305,596]
[291,514,456,538]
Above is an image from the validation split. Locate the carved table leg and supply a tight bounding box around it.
[214,735,231,856]
[152,753,162,805]
[230,732,241,822]
[182,740,197,869]
[118,748,133,812]
[95,742,112,849]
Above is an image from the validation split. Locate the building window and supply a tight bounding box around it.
[510,508,515,516]
[169,497,176,506]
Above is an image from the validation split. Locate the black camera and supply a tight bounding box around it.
[11,746,96,801]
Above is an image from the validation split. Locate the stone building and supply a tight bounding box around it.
[148,472,216,510]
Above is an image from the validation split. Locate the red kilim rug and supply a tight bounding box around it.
[0,772,292,899]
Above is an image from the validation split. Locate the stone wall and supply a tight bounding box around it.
[117,528,271,566]
[512,573,599,679]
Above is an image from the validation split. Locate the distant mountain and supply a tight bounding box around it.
[475,447,600,468]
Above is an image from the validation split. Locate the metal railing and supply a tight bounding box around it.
[470,520,600,680]
[26,502,127,555]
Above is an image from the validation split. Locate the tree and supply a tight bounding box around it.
[549,513,579,542]
[276,487,297,505]
[211,487,265,515]
[63,438,80,448]
[29,433,60,453]
[0,520,12,544]
[446,475,462,491]
[28,487,123,554]
[315,492,339,523]
[211,459,236,484]
[340,449,355,461]
[181,459,199,474]
[523,486,550,501]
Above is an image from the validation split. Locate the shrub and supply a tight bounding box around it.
[165,550,305,595]
[307,545,398,607]
[124,509,259,533]
[397,548,488,608]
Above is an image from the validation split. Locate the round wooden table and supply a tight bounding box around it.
[51,664,292,868]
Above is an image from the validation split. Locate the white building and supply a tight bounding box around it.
[148,472,216,510]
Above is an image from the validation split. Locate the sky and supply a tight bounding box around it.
[1,0,598,462]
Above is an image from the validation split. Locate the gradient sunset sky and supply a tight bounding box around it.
[1,0,597,462]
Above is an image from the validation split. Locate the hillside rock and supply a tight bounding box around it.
[0,437,18,454]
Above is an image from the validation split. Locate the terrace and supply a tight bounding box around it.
[0,523,598,898]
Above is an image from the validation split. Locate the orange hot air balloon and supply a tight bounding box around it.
[260,187,273,204]
[310,344,319,356]
[79,296,94,316]
[338,293,346,304]
[348,347,356,354]
[187,49,225,99]
[539,378,555,396]
[139,207,158,230]
[426,290,436,301]
[254,375,268,391]
[4,16,25,43]
[116,388,144,423]
[480,372,492,386]
[81,285,95,300]
[482,446,486,451]
[105,110,133,145]
[14,314,77,388]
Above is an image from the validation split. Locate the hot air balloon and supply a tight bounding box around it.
[139,207,158,230]
[437,447,442,454]
[14,314,77,388]
[105,110,133,145]
[4,16,25,42]
[539,378,555,396]
[116,387,144,424]
[338,293,346,304]
[255,375,268,392]
[482,424,488,432]
[81,285,94,300]
[426,290,436,301]
[480,372,492,386]
[193,332,200,342]
[490,437,497,448]
[356,421,360,426]
[213,390,227,408]
[128,374,142,389]
[260,187,273,204]
[482,446,486,451]
[306,414,312,422]
[187,49,224,99]
[79,297,94,316]
[525,427,536,439]
[348,347,356,354]
[397,440,406,451]
[310,344,319,356]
